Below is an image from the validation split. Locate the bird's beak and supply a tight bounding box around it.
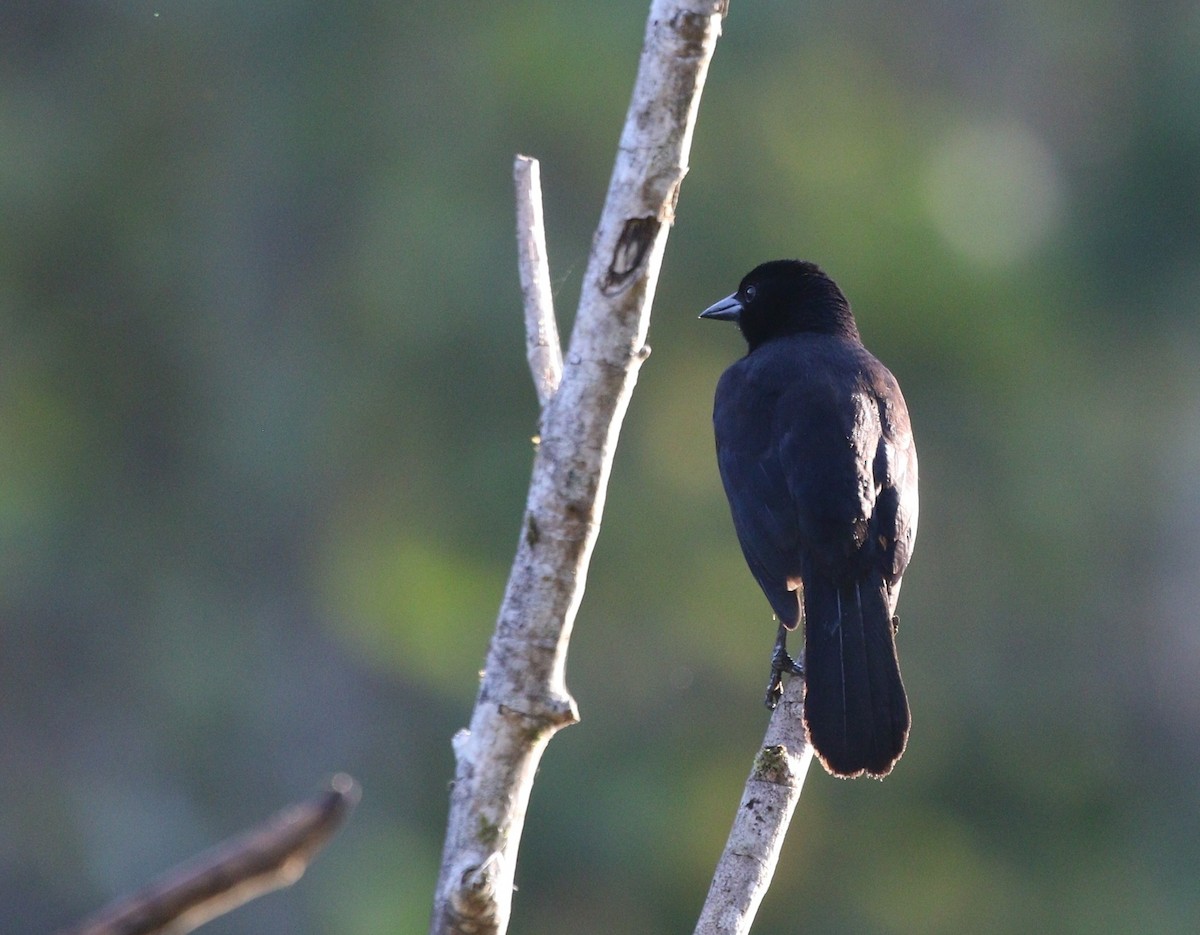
[699,293,743,322]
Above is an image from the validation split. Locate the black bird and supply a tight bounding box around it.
[701,260,918,779]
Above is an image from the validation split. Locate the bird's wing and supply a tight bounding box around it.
[776,343,918,589]
[867,369,919,596]
[714,364,805,627]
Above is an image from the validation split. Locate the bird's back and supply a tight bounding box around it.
[714,334,916,606]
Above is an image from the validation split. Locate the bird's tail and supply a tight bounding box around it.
[801,570,910,778]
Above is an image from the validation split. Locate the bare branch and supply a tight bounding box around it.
[514,155,562,408]
[429,3,727,934]
[693,679,813,935]
[58,775,360,935]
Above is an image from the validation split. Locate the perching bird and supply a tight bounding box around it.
[701,260,918,779]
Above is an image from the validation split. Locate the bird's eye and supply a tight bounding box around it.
[743,284,758,302]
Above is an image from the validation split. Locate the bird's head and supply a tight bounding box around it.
[699,260,859,350]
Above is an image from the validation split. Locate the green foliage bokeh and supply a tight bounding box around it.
[2,2,1199,933]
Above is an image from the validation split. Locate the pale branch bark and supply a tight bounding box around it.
[429,3,727,934]
[513,155,562,408]
[57,775,360,935]
[694,680,813,935]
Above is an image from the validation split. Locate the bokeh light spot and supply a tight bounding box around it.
[923,121,1064,267]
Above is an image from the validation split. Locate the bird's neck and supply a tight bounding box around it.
[743,304,860,350]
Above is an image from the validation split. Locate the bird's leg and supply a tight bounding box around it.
[764,621,804,710]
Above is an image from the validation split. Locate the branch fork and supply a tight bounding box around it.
[429,4,727,934]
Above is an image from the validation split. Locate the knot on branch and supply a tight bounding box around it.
[751,744,794,785]
[601,216,661,295]
[497,695,580,734]
[670,6,724,54]
[446,852,505,931]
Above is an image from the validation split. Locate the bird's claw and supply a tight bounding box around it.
[763,647,803,710]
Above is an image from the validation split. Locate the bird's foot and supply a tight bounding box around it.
[763,644,804,710]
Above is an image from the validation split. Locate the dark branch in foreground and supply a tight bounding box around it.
[57,774,361,935]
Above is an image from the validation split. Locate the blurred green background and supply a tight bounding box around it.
[3,1,1199,933]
